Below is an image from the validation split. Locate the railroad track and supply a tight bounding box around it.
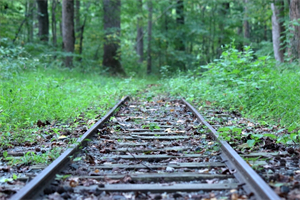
[9,96,279,200]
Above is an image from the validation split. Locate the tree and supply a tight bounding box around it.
[51,0,58,47]
[218,2,230,54]
[103,0,125,75]
[289,0,300,60]
[62,0,75,67]
[175,0,184,51]
[243,0,250,40]
[147,0,153,75]
[26,0,35,42]
[75,0,80,33]
[136,0,144,63]
[36,0,49,42]
[271,0,284,63]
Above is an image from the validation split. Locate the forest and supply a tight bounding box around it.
[1,0,300,169]
[2,0,300,199]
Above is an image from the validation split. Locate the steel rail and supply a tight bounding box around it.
[182,99,280,200]
[11,96,129,200]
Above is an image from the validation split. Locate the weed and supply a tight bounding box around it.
[142,123,160,131]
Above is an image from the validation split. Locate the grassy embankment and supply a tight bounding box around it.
[159,45,300,140]
[0,45,150,148]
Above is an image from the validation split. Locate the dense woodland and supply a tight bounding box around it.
[1,0,300,144]
[2,0,299,74]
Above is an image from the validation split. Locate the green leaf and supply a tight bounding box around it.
[3,151,8,158]
[288,125,297,133]
[12,174,17,180]
[263,134,276,139]
[73,157,82,162]
[247,140,256,147]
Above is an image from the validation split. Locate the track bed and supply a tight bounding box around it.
[10,97,279,200]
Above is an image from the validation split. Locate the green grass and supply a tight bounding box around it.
[0,48,152,147]
[0,68,147,130]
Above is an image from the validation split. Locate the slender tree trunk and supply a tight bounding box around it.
[79,17,86,57]
[175,0,184,51]
[62,0,75,67]
[75,0,81,32]
[78,3,91,58]
[243,0,250,39]
[103,0,125,75]
[271,1,284,63]
[36,0,49,42]
[289,0,300,60]
[51,0,57,47]
[136,0,144,63]
[218,2,229,55]
[26,0,34,42]
[147,0,153,75]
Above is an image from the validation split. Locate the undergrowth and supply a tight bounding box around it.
[161,44,300,127]
[0,46,149,147]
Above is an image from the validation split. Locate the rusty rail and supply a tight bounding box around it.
[11,96,129,200]
[182,98,280,200]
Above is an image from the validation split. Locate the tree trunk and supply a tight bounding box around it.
[175,0,184,51]
[243,0,250,39]
[51,0,57,47]
[136,0,144,63]
[218,2,229,55]
[26,0,34,42]
[36,0,49,42]
[62,0,75,67]
[103,0,125,75]
[271,1,284,63]
[289,0,300,60]
[147,0,153,75]
[75,0,81,32]
[78,3,91,58]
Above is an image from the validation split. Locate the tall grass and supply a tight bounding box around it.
[0,45,147,132]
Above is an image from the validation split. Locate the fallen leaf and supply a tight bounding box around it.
[198,169,209,173]
[165,128,172,133]
[58,135,67,140]
[205,101,211,106]
[166,166,174,172]
[104,176,120,184]
[69,180,78,187]
[121,174,132,183]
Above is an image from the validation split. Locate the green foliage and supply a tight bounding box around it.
[161,44,300,127]
[0,45,149,147]
[142,123,160,131]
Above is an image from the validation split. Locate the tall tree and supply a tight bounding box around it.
[62,0,75,67]
[218,2,230,53]
[36,0,49,42]
[26,0,35,42]
[147,0,153,75]
[289,0,300,60]
[136,0,144,63]
[243,0,250,40]
[103,0,125,75]
[175,0,184,51]
[271,0,284,63]
[51,0,58,47]
[75,0,81,33]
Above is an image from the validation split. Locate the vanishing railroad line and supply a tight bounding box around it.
[10,96,280,199]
